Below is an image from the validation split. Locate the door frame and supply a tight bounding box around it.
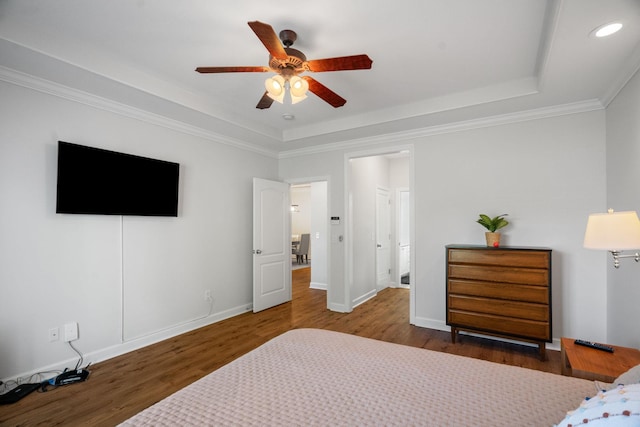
[344,146,415,323]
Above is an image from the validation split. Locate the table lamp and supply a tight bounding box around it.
[583,209,640,268]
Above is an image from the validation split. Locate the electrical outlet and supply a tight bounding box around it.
[204,290,213,302]
[49,327,60,342]
[64,322,79,342]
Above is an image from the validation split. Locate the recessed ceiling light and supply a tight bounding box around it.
[592,22,623,38]
[282,113,295,120]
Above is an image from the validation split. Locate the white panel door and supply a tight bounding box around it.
[376,187,391,289]
[253,178,291,312]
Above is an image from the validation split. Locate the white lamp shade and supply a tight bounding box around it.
[289,76,308,104]
[265,75,285,103]
[290,93,307,104]
[583,210,640,250]
[289,76,309,97]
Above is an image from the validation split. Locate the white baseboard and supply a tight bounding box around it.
[352,289,377,309]
[411,316,560,351]
[1,303,253,385]
[413,316,449,332]
[310,281,327,290]
[327,302,351,313]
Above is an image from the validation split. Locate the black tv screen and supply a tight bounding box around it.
[56,141,180,216]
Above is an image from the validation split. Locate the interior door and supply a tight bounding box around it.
[376,187,391,290]
[253,178,291,312]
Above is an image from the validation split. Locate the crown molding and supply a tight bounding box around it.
[282,77,539,143]
[0,66,279,158]
[278,98,604,159]
[0,64,607,162]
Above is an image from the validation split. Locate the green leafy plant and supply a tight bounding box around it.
[476,214,509,232]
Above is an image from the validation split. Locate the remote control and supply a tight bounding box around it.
[574,339,614,353]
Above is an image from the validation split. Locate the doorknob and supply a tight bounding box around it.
[377,244,382,248]
[253,249,262,254]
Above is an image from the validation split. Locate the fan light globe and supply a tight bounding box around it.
[265,75,285,103]
[291,93,307,104]
[289,76,309,104]
[289,76,309,97]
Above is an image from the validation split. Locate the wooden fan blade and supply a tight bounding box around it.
[256,92,274,109]
[248,21,288,60]
[195,66,269,73]
[302,76,346,108]
[306,54,373,72]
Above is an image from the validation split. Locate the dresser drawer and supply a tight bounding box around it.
[446,245,553,354]
[448,295,549,322]
[448,310,550,341]
[448,264,549,286]
[448,279,549,304]
[448,248,549,268]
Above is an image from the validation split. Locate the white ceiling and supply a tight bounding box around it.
[1,0,639,155]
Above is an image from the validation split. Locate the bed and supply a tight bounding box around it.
[120,328,640,426]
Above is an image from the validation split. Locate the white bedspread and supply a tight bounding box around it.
[121,328,596,426]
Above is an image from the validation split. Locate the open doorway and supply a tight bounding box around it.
[346,149,412,316]
[290,181,329,293]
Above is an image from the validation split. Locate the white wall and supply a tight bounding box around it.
[310,181,328,289]
[0,80,278,380]
[413,112,607,342]
[280,110,607,344]
[605,68,640,348]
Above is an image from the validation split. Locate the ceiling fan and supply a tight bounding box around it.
[195,21,373,109]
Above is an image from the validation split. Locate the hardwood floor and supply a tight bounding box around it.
[0,267,562,426]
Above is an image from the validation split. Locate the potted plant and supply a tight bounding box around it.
[476,214,509,247]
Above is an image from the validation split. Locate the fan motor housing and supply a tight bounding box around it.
[269,48,307,75]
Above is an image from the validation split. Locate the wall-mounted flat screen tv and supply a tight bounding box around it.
[56,141,180,216]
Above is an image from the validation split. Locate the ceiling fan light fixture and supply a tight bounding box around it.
[265,75,285,103]
[289,76,309,97]
[197,21,372,109]
[290,93,307,104]
[289,75,309,104]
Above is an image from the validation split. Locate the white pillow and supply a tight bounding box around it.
[555,383,640,427]
[615,364,640,386]
[596,364,640,392]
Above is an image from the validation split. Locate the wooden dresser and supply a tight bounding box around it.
[446,245,552,359]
